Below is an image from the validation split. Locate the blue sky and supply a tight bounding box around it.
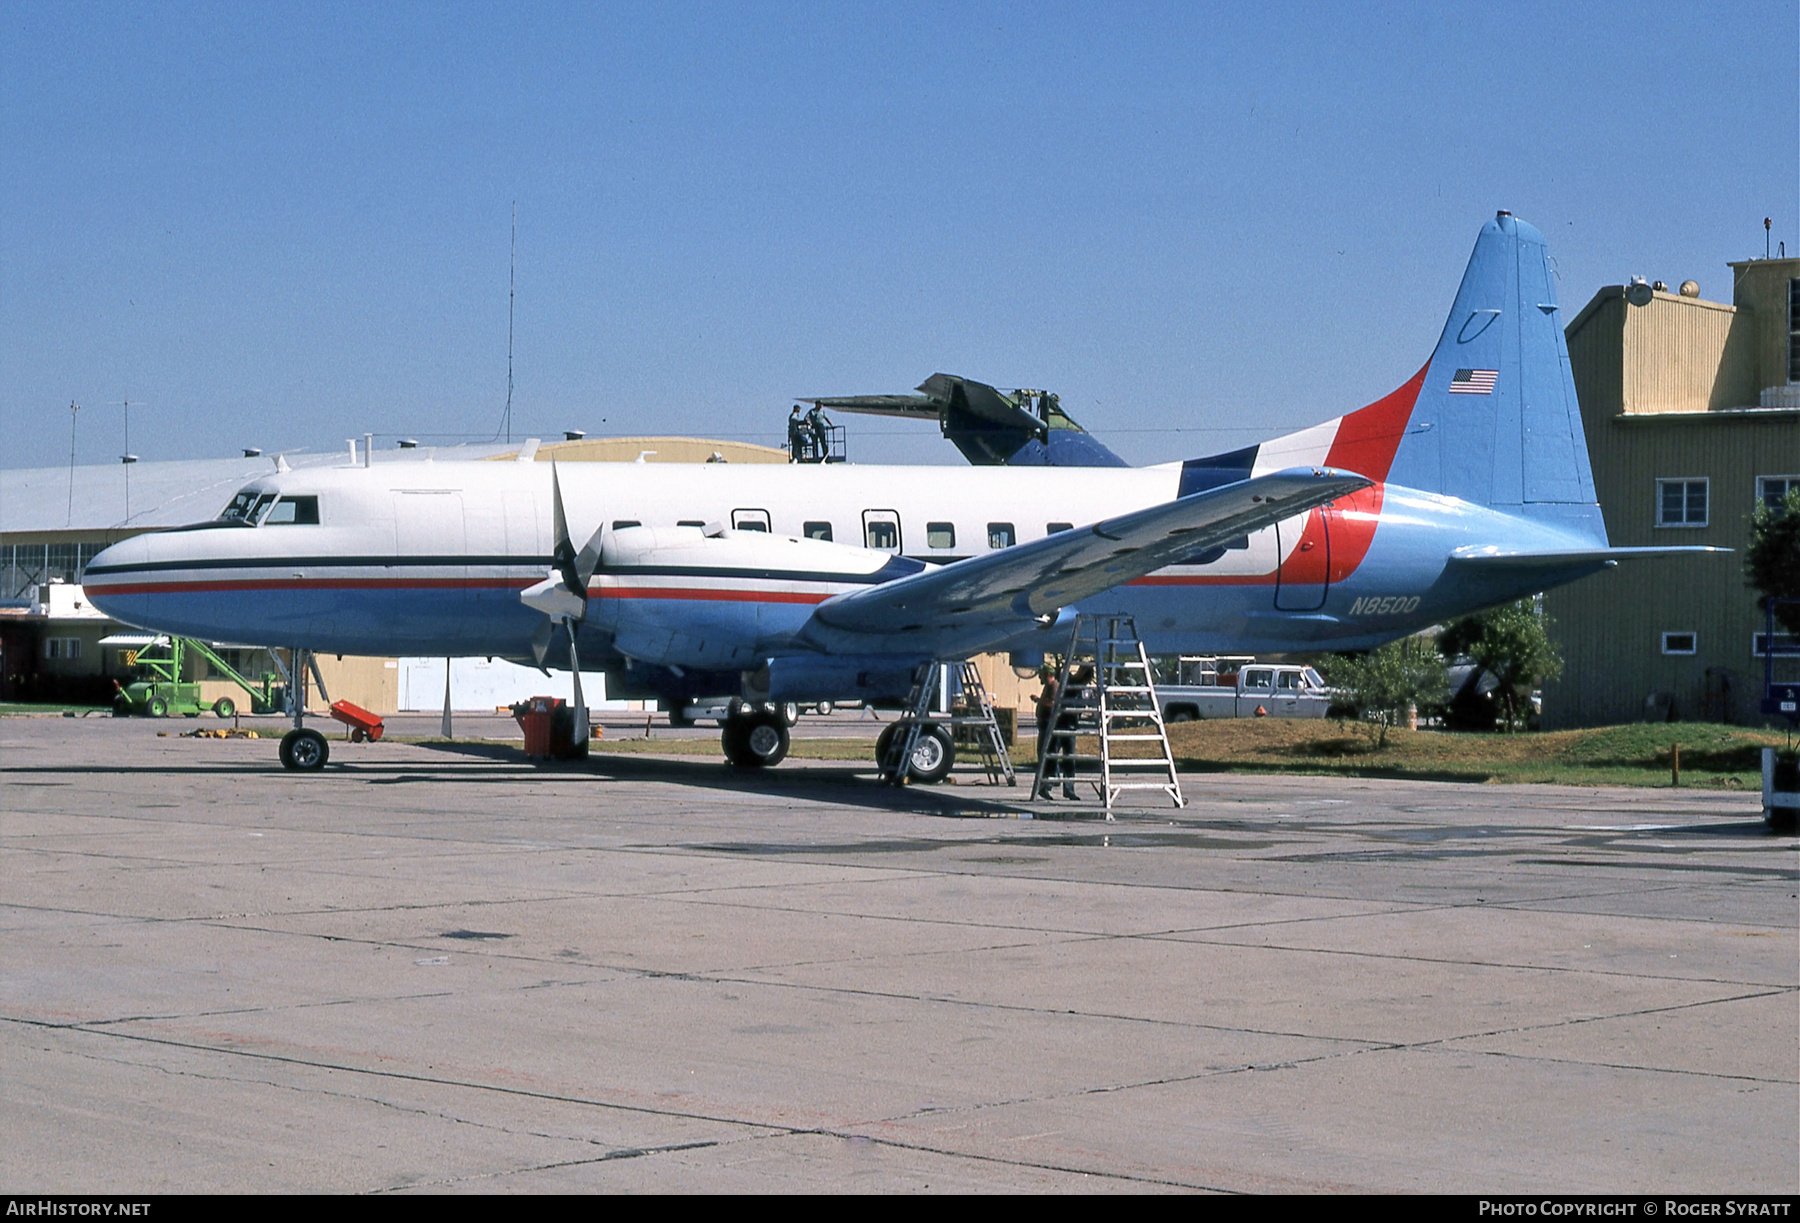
[3,1,1795,469]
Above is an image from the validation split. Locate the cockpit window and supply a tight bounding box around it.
[263,495,320,526]
[219,491,263,523]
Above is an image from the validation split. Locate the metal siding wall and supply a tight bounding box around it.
[1621,296,1747,414]
[1730,259,1800,392]
[1543,414,1794,727]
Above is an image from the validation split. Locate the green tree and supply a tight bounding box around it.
[1745,486,1800,637]
[1438,598,1564,732]
[1322,634,1448,749]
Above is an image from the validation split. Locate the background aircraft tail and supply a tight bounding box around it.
[1181,212,1607,546]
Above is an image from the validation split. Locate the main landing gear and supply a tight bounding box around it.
[722,706,791,768]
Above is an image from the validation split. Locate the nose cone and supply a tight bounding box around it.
[81,535,157,627]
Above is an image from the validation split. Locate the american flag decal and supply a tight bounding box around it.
[1449,368,1498,394]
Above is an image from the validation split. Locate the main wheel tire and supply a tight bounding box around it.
[147,697,168,718]
[723,714,789,767]
[668,703,694,728]
[279,728,329,771]
[875,724,954,783]
[815,700,834,716]
[779,702,799,727]
[213,697,236,719]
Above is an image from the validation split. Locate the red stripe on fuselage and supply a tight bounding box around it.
[1266,361,1428,585]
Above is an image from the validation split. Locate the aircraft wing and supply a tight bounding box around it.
[797,466,1372,657]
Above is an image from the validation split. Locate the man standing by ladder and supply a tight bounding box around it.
[1035,665,1077,800]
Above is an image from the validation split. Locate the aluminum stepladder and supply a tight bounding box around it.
[880,660,1017,786]
[1031,614,1184,817]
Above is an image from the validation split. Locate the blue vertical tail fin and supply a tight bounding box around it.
[1383,212,1607,545]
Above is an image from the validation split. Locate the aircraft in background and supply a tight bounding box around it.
[83,213,1721,771]
[805,374,1129,467]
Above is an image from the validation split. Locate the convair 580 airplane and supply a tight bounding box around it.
[84,214,1717,770]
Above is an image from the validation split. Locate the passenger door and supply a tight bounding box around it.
[862,509,902,554]
[1273,508,1331,611]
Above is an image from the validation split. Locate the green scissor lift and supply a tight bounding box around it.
[113,636,282,718]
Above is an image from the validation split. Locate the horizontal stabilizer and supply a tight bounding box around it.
[1447,545,1729,568]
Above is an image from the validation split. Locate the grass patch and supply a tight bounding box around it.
[1155,719,1786,788]
[0,702,113,716]
[398,720,1789,789]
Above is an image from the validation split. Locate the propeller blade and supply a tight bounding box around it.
[565,619,590,746]
[550,462,583,597]
[574,524,606,590]
[529,618,554,671]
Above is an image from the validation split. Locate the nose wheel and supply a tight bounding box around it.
[279,727,329,771]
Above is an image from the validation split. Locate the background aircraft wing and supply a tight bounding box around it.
[797,467,1371,657]
[802,393,943,420]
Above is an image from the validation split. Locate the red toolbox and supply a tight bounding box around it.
[329,700,385,742]
[512,696,561,758]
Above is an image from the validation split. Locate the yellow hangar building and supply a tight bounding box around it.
[1543,254,1799,727]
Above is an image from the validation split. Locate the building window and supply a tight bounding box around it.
[45,637,81,660]
[1758,476,1799,515]
[803,521,833,541]
[1661,632,1697,656]
[1754,631,1800,658]
[987,523,1015,549]
[1655,479,1708,527]
[1789,278,1800,384]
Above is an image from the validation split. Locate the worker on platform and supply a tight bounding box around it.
[787,405,809,463]
[805,403,833,462]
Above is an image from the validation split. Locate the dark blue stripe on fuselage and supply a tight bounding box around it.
[87,553,931,586]
[1176,445,1259,499]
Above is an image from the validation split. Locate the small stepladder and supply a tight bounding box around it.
[1032,614,1184,818]
[881,660,1017,787]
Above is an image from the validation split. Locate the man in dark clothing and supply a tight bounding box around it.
[787,406,808,462]
[1035,666,1078,799]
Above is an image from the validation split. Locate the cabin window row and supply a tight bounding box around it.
[608,515,1078,552]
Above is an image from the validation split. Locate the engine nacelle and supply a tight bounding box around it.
[742,655,923,705]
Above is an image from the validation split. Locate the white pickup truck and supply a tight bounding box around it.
[1155,662,1335,722]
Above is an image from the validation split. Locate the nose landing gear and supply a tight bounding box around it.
[280,727,329,771]
[277,648,331,772]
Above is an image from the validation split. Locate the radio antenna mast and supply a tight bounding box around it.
[66,401,81,527]
[503,202,516,444]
